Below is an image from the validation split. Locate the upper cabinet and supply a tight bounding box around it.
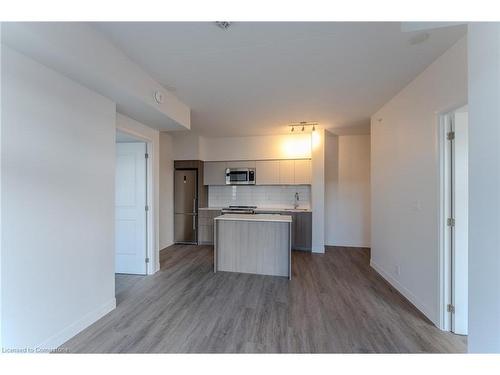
[225,161,256,169]
[204,161,227,185]
[203,159,312,185]
[278,160,295,184]
[294,159,312,184]
[256,160,280,185]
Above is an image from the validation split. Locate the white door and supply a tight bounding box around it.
[451,111,468,335]
[115,142,147,275]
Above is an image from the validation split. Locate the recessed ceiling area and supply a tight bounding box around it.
[94,22,466,136]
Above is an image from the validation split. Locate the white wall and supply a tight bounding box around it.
[116,113,161,273]
[325,134,370,247]
[171,132,313,162]
[202,133,312,161]
[325,133,339,247]
[0,24,3,346]
[1,46,116,349]
[171,132,203,161]
[370,37,467,326]
[468,23,500,353]
[311,128,325,253]
[159,132,174,250]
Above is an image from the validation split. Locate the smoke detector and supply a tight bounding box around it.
[154,90,164,104]
[215,21,233,30]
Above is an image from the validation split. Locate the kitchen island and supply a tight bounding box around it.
[214,213,292,279]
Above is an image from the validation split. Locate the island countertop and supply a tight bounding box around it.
[214,213,292,223]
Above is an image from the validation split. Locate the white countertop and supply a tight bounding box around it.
[214,213,292,223]
[199,207,311,213]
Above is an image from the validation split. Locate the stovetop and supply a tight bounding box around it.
[221,205,257,214]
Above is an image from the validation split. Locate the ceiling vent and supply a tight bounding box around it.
[215,21,233,30]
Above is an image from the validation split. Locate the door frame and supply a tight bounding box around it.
[115,127,155,275]
[437,103,467,332]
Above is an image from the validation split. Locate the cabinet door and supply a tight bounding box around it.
[198,210,220,244]
[204,162,226,185]
[294,212,312,251]
[279,160,295,184]
[198,225,213,244]
[225,161,256,168]
[256,160,280,185]
[294,159,312,185]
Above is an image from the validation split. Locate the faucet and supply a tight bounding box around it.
[294,192,300,209]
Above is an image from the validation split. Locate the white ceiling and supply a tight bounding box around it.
[95,22,466,136]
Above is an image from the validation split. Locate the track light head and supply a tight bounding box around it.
[288,121,318,132]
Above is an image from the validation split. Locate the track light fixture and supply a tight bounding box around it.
[287,121,318,133]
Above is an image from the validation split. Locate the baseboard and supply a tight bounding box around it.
[370,260,438,327]
[38,298,116,350]
[311,244,325,253]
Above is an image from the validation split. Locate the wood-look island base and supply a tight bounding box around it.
[214,214,292,279]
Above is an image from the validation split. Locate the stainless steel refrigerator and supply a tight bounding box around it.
[174,169,198,244]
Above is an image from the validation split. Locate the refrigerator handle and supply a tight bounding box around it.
[192,215,196,230]
[193,198,197,214]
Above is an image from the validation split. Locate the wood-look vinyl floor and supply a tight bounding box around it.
[61,245,466,353]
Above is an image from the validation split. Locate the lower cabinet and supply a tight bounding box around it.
[292,212,312,251]
[198,209,311,249]
[198,209,221,244]
[256,210,312,251]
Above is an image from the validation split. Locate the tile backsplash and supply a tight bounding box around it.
[208,185,311,209]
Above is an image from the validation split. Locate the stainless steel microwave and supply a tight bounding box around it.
[225,168,256,185]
